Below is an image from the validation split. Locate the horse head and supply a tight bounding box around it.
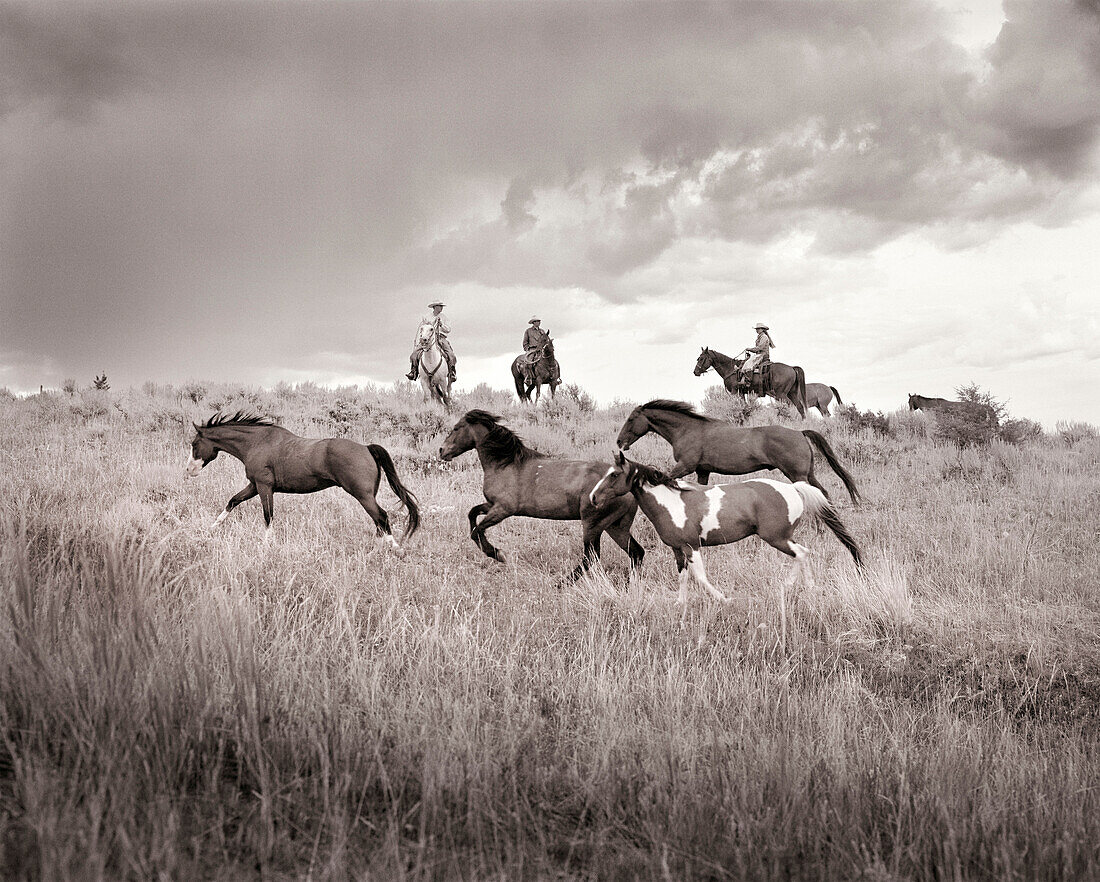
[616,407,652,450]
[439,411,488,461]
[908,394,919,410]
[186,424,219,476]
[416,321,437,346]
[693,347,713,376]
[590,450,635,507]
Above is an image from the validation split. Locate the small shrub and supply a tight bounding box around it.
[92,372,110,390]
[955,383,1006,428]
[999,418,1042,446]
[934,402,999,448]
[1057,421,1098,447]
[62,378,78,396]
[702,386,760,425]
[326,398,361,436]
[0,387,17,402]
[182,382,207,403]
[141,380,158,397]
[837,405,890,437]
[560,383,596,413]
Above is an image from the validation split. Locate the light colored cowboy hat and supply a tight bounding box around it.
[529,316,541,323]
[428,301,445,308]
[754,322,769,330]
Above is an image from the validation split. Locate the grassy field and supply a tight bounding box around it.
[1,381,1099,880]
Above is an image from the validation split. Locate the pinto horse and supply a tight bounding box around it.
[415,322,452,409]
[590,452,863,603]
[439,410,644,580]
[511,338,561,404]
[694,347,808,417]
[187,412,420,548]
[616,400,861,504]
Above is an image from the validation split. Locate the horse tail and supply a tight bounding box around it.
[368,444,420,540]
[801,429,861,505]
[793,366,808,416]
[792,483,863,569]
[830,386,843,406]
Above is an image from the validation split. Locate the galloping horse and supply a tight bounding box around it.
[694,347,808,417]
[415,322,452,408]
[187,412,420,548]
[439,410,644,581]
[511,338,561,403]
[806,382,844,417]
[590,452,862,603]
[616,400,861,504]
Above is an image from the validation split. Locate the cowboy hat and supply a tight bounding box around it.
[428,301,445,308]
[754,322,769,330]
[529,316,541,323]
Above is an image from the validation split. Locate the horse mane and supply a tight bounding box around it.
[637,399,711,421]
[461,410,545,465]
[626,458,681,489]
[199,410,278,430]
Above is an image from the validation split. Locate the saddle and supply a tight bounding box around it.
[739,363,771,394]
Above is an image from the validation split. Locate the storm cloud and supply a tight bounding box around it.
[2,1,1098,422]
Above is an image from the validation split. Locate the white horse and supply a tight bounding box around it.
[415,322,452,408]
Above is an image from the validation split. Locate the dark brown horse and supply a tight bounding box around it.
[806,382,843,417]
[511,338,561,403]
[591,452,862,603]
[616,400,861,504]
[694,347,808,417]
[187,412,420,547]
[909,394,997,424]
[439,410,643,580]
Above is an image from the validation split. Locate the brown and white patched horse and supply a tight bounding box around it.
[590,452,863,604]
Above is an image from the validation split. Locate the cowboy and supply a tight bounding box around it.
[521,316,551,385]
[741,322,775,383]
[406,301,456,383]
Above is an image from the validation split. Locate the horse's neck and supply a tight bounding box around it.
[708,351,740,377]
[643,411,693,444]
[209,426,276,462]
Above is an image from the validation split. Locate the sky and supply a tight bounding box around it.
[2,0,1099,426]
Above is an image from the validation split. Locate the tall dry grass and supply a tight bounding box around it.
[0,382,1098,880]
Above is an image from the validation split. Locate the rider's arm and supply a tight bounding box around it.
[436,316,451,336]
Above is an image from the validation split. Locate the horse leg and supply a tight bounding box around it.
[467,502,490,535]
[667,461,696,480]
[673,547,690,604]
[470,505,510,563]
[256,482,275,534]
[695,470,711,485]
[684,547,731,603]
[564,526,602,583]
[213,483,257,528]
[605,510,645,573]
[349,489,403,553]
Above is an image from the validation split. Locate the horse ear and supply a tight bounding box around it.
[615,449,624,465]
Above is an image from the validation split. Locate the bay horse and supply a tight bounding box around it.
[616,400,861,504]
[806,382,843,417]
[511,338,561,404]
[415,322,452,409]
[439,410,644,581]
[186,412,420,548]
[590,451,862,603]
[694,347,808,417]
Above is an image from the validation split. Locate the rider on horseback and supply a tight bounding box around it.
[521,316,551,386]
[740,322,774,387]
[406,301,456,383]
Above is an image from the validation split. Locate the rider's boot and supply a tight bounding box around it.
[406,356,418,381]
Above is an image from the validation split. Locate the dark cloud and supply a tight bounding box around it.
[1,1,1098,391]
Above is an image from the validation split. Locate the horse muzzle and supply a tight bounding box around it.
[185,457,205,477]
